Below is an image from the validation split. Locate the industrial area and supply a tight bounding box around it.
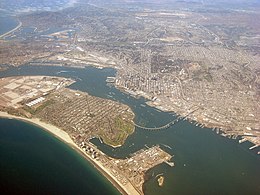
[0,76,74,108]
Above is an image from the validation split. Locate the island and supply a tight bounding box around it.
[157,175,164,187]
[0,75,174,195]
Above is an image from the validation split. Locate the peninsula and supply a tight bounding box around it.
[0,75,174,195]
[0,0,259,150]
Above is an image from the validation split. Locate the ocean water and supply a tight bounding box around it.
[0,118,120,195]
[0,65,259,194]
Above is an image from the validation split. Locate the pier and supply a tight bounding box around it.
[249,145,259,150]
[165,161,175,167]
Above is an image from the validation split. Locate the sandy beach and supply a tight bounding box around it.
[0,111,140,195]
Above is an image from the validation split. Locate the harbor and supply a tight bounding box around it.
[0,65,260,195]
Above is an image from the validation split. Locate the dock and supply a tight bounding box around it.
[165,161,175,167]
[106,77,116,83]
[249,145,259,150]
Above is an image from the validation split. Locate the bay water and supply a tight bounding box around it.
[0,65,259,194]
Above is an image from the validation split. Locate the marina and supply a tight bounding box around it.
[0,65,260,195]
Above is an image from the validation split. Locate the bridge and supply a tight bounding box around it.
[134,117,182,130]
[133,108,199,131]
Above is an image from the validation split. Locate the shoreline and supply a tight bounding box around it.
[118,86,260,147]
[0,20,22,39]
[0,111,140,195]
[0,64,257,147]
